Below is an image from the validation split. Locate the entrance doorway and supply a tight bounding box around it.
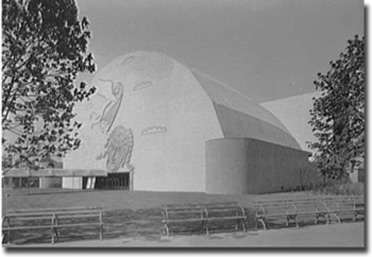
[93,173,130,190]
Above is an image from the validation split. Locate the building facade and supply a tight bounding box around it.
[63,51,318,194]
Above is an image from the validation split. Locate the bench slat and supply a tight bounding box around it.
[161,202,246,236]
[254,195,364,230]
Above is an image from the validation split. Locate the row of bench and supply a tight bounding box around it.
[2,203,247,242]
[1,195,364,244]
[161,195,364,236]
[254,195,364,230]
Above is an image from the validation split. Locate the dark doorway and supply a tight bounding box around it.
[94,173,130,190]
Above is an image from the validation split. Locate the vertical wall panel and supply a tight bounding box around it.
[206,138,319,194]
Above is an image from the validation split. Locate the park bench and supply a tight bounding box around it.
[254,195,365,230]
[161,202,247,236]
[322,195,364,222]
[254,197,338,230]
[2,206,103,244]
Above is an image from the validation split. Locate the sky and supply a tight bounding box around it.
[76,0,364,103]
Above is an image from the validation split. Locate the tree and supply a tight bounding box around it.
[294,160,314,191]
[2,0,96,169]
[308,35,365,180]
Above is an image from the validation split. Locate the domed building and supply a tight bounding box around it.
[63,51,317,194]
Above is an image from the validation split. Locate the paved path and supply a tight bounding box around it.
[10,222,364,248]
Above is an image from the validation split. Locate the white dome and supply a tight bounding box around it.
[65,51,301,192]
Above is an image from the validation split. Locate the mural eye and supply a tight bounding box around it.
[122,56,135,65]
[133,81,153,91]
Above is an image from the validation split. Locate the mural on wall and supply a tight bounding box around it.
[133,81,154,91]
[121,55,135,66]
[91,79,124,134]
[97,125,134,172]
[141,126,167,135]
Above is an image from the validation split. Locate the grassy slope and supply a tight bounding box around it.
[0,189,334,245]
[2,188,316,212]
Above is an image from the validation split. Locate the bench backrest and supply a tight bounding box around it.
[3,206,103,225]
[254,195,364,215]
[6,206,102,214]
[162,202,244,220]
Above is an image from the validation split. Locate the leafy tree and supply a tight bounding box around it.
[294,160,315,191]
[308,35,365,180]
[2,0,96,169]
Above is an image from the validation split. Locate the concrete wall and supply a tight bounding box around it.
[206,138,319,194]
[64,51,223,192]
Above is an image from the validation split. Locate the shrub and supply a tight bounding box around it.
[312,179,364,196]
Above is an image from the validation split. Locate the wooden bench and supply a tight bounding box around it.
[322,195,364,222]
[254,198,339,230]
[254,199,298,230]
[2,206,103,244]
[161,202,247,236]
[254,195,365,230]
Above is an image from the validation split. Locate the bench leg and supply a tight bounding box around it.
[2,217,11,244]
[292,216,299,229]
[51,228,59,244]
[257,218,267,230]
[254,218,258,229]
[51,230,55,244]
[241,218,247,232]
[286,215,298,228]
[333,213,341,224]
[99,225,103,240]
[203,220,209,235]
[337,216,341,224]
[2,231,11,245]
[163,224,170,237]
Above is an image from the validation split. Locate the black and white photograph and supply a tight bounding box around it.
[1,0,365,249]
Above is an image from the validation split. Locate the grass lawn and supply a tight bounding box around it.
[1,188,350,245]
[2,188,317,212]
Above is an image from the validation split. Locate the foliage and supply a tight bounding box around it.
[311,179,364,196]
[308,35,365,180]
[294,160,317,191]
[2,0,96,168]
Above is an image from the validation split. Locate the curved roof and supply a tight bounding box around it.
[91,50,301,149]
[191,69,291,133]
[190,67,301,149]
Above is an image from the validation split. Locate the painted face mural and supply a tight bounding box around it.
[97,125,134,172]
